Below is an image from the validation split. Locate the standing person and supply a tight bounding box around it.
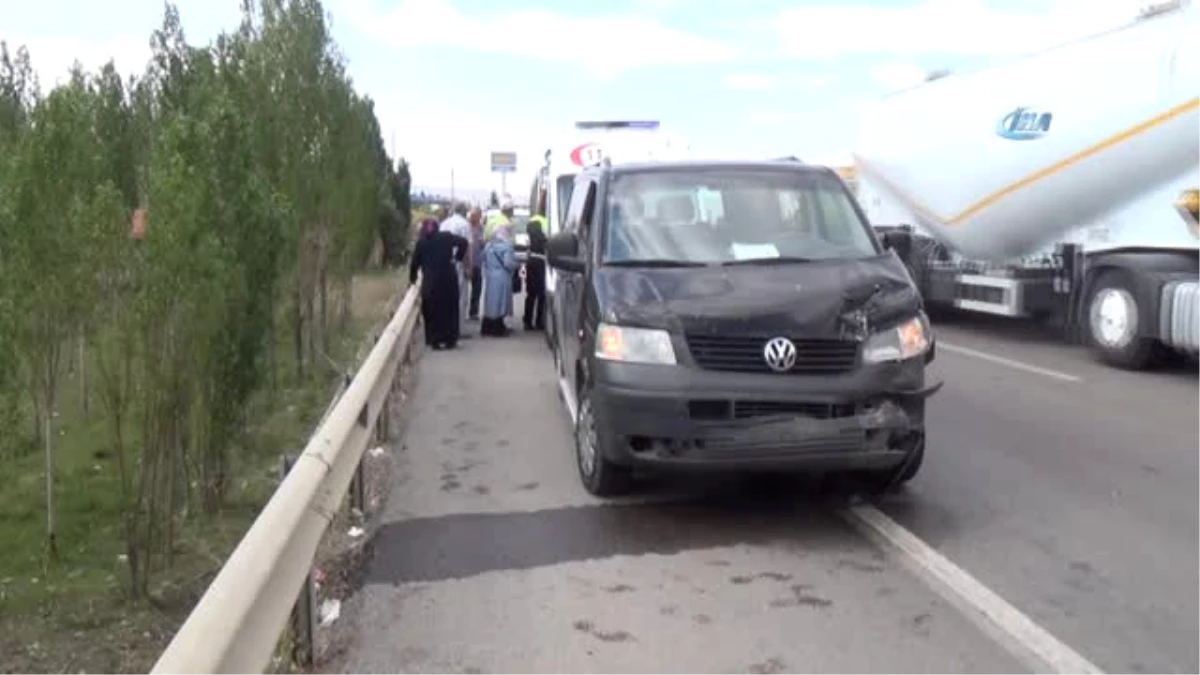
[523,214,548,331]
[467,206,485,320]
[410,217,469,350]
[479,220,519,337]
[440,202,473,337]
[484,196,513,240]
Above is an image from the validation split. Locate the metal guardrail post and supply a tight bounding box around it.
[280,455,316,669]
[349,458,366,514]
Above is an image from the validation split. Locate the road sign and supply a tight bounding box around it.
[491,151,517,173]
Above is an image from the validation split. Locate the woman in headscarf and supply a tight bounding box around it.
[409,217,469,349]
[479,220,519,337]
[522,215,548,331]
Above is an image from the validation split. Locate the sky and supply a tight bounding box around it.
[1,0,1147,195]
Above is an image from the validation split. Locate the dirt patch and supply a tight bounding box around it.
[308,325,424,673]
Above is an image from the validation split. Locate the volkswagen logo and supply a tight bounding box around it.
[763,337,797,373]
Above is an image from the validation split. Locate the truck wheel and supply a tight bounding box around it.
[857,434,924,495]
[574,388,634,497]
[1086,270,1155,370]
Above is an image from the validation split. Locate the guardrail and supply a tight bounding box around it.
[151,283,422,674]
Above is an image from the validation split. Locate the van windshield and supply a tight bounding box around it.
[602,169,878,265]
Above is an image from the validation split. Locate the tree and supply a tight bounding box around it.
[378,157,412,266]
[0,0,399,594]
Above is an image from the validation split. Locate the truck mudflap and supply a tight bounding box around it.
[1159,280,1200,352]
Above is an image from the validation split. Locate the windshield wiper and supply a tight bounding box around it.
[721,256,815,266]
[604,259,710,268]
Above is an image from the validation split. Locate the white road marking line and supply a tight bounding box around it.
[841,502,1103,675]
[937,341,1083,383]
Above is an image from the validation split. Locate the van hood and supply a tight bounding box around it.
[595,251,921,340]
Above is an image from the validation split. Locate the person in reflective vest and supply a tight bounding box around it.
[523,214,548,331]
[484,203,512,241]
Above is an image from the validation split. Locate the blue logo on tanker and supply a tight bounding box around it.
[996,107,1053,140]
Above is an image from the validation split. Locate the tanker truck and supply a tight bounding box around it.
[853,1,1199,370]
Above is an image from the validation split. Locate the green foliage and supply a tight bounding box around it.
[379,158,414,266]
[0,0,408,598]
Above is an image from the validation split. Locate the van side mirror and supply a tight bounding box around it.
[547,232,585,273]
[879,230,912,260]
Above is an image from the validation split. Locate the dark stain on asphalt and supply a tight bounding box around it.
[602,583,635,593]
[770,583,832,609]
[836,558,885,574]
[472,485,489,495]
[364,492,845,585]
[573,619,635,643]
[748,656,788,674]
[516,481,539,491]
[911,611,932,637]
[730,571,793,585]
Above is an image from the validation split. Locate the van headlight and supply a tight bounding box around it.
[595,323,677,365]
[862,314,932,363]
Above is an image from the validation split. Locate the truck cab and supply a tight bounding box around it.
[545,158,940,497]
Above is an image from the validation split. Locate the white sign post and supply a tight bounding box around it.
[490,151,517,202]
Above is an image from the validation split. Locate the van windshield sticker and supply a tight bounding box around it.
[731,242,780,260]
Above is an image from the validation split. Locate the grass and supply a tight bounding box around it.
[0,267,408,674]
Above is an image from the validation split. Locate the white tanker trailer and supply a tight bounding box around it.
[854,1,1199,370]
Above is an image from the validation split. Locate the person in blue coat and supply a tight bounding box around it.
[480,221,519,337]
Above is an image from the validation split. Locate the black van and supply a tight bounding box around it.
[545,159,941,497]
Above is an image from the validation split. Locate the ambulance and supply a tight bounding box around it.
[529,121,689,350]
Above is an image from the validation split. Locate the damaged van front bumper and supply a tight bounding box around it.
[590,358,941,472]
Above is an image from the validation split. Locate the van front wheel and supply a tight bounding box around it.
[574,389,634,497]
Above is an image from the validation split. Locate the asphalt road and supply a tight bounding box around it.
[331,307,1197,674]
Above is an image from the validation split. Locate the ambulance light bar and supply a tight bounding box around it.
[574,120,660,130]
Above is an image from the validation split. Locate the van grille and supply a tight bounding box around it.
[688,400,858,420]
[685,335,859,374]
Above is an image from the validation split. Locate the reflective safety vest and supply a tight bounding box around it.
[484,212,510,240]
